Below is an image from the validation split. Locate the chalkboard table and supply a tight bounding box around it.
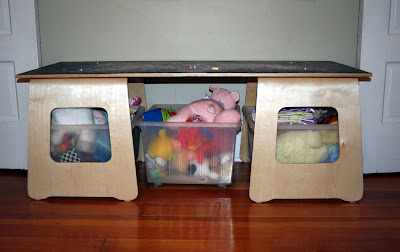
[17,61,371,202]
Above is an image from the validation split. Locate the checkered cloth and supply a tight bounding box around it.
[60,149,82,162]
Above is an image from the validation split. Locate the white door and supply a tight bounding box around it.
[0,0,40,169]
[359,0,400,173]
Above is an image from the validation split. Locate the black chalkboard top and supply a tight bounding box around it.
[17,61,371,80]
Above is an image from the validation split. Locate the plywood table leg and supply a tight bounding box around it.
[28,78,138,201]
[249,78,363,202]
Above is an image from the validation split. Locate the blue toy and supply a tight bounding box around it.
[326,144,339,163]
[143,108,176,122]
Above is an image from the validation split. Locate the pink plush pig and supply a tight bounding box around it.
[209,85,239,110]
[167,85,241,123]
[209,85,241,123]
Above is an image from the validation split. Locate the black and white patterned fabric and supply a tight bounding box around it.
[60,149,82,162]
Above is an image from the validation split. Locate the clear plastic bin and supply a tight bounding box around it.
[50,125,111,162]
[276,125,339,163]
[137,104,241,187]
[49,106,145,163]
[242,105,340,164]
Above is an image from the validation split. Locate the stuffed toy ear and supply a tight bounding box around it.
[231,91,240,102]
[209,85,219,92]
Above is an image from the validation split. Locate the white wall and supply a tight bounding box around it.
[38,0,360,65]
[37,0,361,160]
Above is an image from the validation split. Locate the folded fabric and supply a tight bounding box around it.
[276,130,328,163]
[51,108,94,125]
[278,108,324,125]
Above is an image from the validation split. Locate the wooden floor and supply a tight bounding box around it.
[1,162,400,252]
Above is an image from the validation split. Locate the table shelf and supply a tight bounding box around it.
[17,61,371,202]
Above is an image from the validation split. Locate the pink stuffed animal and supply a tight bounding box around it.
[209,85,241,123]
[167,85,241,123]
[209,85,239,110]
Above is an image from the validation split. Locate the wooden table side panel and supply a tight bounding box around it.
[28,78,137,201]
[249,78,363,202]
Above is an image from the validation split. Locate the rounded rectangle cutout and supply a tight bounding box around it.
[275,107,339,164]
[50,108,111,163]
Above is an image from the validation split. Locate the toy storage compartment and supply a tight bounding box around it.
[50,124,111,162]
[242,105,340,163]
[137,104,241,187]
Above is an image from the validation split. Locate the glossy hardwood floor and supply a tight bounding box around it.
[1,162,400,252]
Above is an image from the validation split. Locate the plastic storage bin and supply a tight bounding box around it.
[242,105,340,164]
[50,106,145,163]
[50,124,111,162]
[137,104,241,187]
[276,124,339,163]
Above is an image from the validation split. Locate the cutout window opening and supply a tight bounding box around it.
[50,108,111,163]
[275,107,339,164]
